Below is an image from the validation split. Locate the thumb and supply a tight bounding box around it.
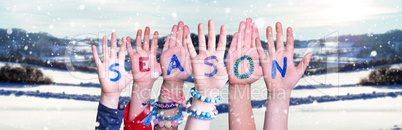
[295,52,312,77]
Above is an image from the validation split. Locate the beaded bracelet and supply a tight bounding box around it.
[190,87,222,103]
[142,100,179,110]
[142,100,154,106]
[152,106,183,121]
[141,100,184,128]
[155,101,178,110]
[150,106,184,128]
[186,98,218,120]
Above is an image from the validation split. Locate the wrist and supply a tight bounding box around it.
[193,85,221,98]
[159,80,185,103]
[190,97,216,112]
[267,87,292,101]
[266,83,292,101]
[133,82,154,89]
[162,80,184,88]
[229,84,252,102]
[229,83,251,88]
[100,92,121,109]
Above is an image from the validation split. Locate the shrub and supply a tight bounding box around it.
[0,55,97,73]
[359,66,402,85]
[0,65,53,84]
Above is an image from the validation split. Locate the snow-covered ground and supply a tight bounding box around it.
[214,97,402,130]
[1,62,402,129]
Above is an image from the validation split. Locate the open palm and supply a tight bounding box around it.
[256,22,312,93]
[126,27,162,88]
[186,20,228,90]
[91,32,133,94]
[160,21,192,81]
[226,18,263,85]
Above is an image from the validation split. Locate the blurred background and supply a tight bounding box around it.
[0,0,401,129]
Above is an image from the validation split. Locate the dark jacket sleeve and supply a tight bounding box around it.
[95,102,125,130]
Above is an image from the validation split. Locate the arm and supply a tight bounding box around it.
[154,21,193,130]
[228,84,255,129]
[184,20,228,129]
[255,22,312,130]
[92,32,133,129]
[225,18,262,130]
[126,27,161,121]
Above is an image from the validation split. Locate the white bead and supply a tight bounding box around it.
[200,96,206,102]
[210,98,215,103]
[196,110,201,116]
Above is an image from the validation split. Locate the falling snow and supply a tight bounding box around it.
[6,28,13,35]
[225,7,231,13]
[370,51,377,57]
[171,12,177,18]
[79,4,85,10]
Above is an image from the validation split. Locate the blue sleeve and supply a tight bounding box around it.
[95,102,125,130]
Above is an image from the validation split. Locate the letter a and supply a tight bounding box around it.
[167,54,184,75]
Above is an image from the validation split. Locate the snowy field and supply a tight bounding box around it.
[1,62,402,129]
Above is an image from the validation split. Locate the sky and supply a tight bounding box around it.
[0,0,401,40]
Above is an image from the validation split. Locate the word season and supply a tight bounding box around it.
[234,55,254,79]
[139,57,150,72]
[167,54,184,75]
[109,63,121,82]
[272,57,287,79]
[204,56,219,77]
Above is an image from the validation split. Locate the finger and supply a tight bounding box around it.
[143,27,150,51]
[126,37,135,56]
[244,18,252,48]
[217,25,227,52]
[126,70,134,82]
[251,23,258,48]
[151,31,159,57]
[186,33,197,58]
[163,35,170,52]
[177,21,184,47]
[110,32,117,59]
[208,19,216,51]
[275,22,284,51]
[198,23,206,52]
[266,26,276,56]
[118,37,126,60]
[91,45,100,68]
[169,25,178,48]
[285,27,294,55]
[102,35,109,63]
[184,25,190,53]
[125,72,133,85]
[255,38,266,60]
[237,32,243,52]
[135,29,143,51]
[229,32,239,52]
[296,52,312,77]
[237,21,246,50]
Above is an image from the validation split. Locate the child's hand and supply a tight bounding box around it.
[256,22,312,95]
[226,18,263,85]
[91,32,133,109]
[160,21,192,82]
[185,20,228,92]
[126,27,161,88]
